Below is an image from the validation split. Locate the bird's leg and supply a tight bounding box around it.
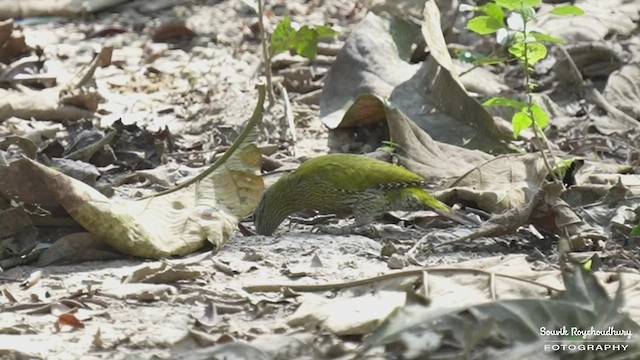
[313,213,380,236]
[352,212,381,236]
[313,222,359,235]
[316,212,382,237]
[289,213,338,226]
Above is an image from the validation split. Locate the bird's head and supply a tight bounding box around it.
[253,173,299,235]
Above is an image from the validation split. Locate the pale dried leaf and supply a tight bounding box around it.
[288,291,407,335]
[0,144,263,258]
[537,0,640,42]
[445,153,549,213]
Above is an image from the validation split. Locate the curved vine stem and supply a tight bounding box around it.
[243,266,563,294]
[138,83,266,199]
[257,0,275,105]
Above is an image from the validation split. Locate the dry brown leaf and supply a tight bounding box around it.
[385,106,494,183]
[2,288,17,303]
[152,21,196,43]
[0,135,37,159]
[123,262,203,284]
[55,313,85,331]
[0,47,111,122]
[0,19,31,62]
[444,153,550,213]
[100,283,176,300]
[603,63,640,122]
[0,88,95,122]
[36,232,123,266]
[320,10,510,154]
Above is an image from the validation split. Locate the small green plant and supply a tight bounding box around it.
[466,0,583,140]
[257,0,338,104]
[379,140,401,154]
[464,0,583,183]
[270,17,338,60]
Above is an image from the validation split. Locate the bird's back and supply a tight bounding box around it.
[295,154,426,193]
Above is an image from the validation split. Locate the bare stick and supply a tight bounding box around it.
[257,0,275,105]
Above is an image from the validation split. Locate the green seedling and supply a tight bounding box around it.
[465,0,583,139]
[257,0,338,103]
[270,17,338,60]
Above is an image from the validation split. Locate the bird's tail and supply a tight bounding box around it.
[409,188,479,226]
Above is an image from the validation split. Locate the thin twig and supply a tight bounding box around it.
[243,266,563,294]
[275,82,297,156]
[520,7,559,184]
[257,0,275,105]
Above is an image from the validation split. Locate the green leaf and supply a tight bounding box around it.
[552,158,573,179]
[295,26,318,59]
[522,0,542,7]
[467,16,504,35]
[526,43,548,64]
[494,0,520,10]
[495,0,540,10]
[530,104,549,128]
[512,110,532,137]
[270,17,296,55]
[632,222,640,235]
[552,5,585,16]
[509,42,547,66]
[558,158,575,169]
[483,97,526,110]
[520,6,536,21]
[269,17,338,60]
[509,42,524,59]
[381,140,400,150]
[530,31,565,44]
[476,3,505,22]
[315,25,339,38]
[512,32,526,41]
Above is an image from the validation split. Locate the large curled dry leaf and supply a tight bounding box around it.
[384,106,493,183]
[320,5,511,153]
[75,144,263,257]
[0,144,262,258]
[438,182,606,250]
[0,85,266,258]
[443,153,550,214]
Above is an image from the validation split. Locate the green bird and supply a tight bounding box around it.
[254,153,476,235]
